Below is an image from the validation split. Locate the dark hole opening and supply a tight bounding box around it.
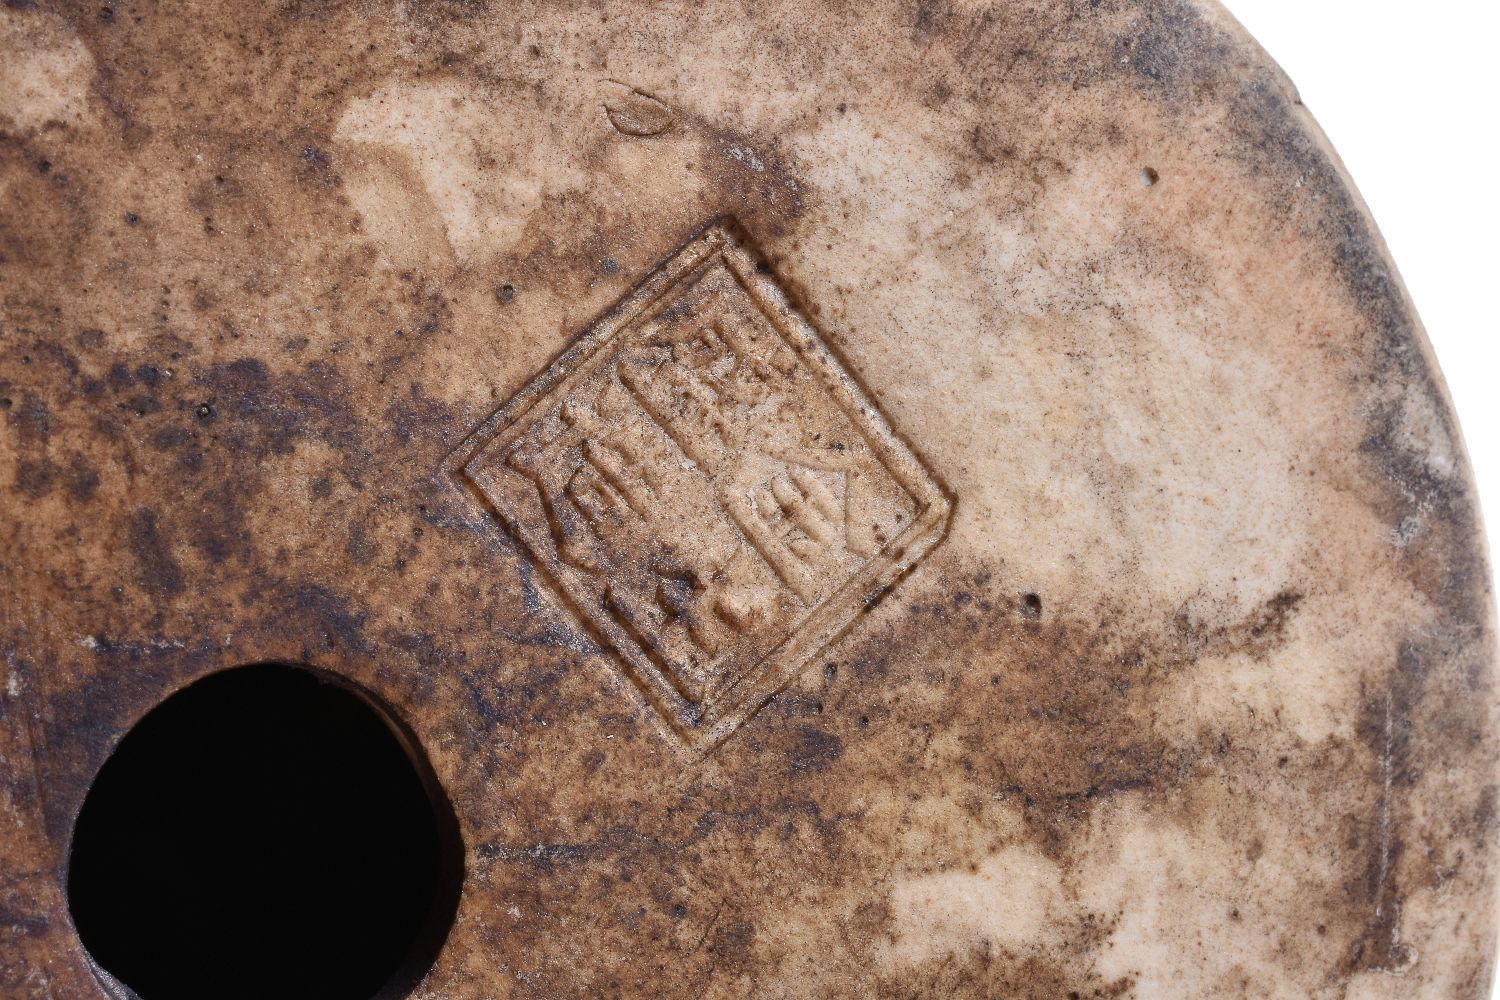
[67,663,463,1000]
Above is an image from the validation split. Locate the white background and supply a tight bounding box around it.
[1227,4,1498,991]
[1225,0,1500,552]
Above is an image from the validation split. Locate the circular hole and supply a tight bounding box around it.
[1140,166,1160,187]
[1021,592,1043,617]
[67,663,463,1000]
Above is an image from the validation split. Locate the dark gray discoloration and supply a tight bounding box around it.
[1,0,1494,996]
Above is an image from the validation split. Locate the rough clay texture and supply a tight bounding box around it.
[1,1,1497,998]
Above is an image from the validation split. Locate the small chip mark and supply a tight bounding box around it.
[601,82,676,137]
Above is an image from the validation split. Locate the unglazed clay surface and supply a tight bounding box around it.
[1,1,1496,998]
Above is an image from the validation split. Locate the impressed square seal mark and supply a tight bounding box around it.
[448,220,950,750]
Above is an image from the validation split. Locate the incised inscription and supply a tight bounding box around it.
[449,220,950,750]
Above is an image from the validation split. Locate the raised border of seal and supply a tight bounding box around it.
[445,219,951,751]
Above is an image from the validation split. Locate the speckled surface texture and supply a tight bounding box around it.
[2,1,1496,997]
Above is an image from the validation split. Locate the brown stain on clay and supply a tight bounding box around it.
[0,0,1496,997]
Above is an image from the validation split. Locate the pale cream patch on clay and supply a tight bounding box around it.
[598,134,710,219]
[0,9,95,132]
[334,76,707,275]
[1344,977,1416,1000]
[884,844,1067,967]
[789,102,1317,623]
[336,80,591,263]
[1146,414,1456,745]
[329,143,455,272]
[1156,565,1429,747]
[539,5,828,138]
[1076,794,1360,998]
